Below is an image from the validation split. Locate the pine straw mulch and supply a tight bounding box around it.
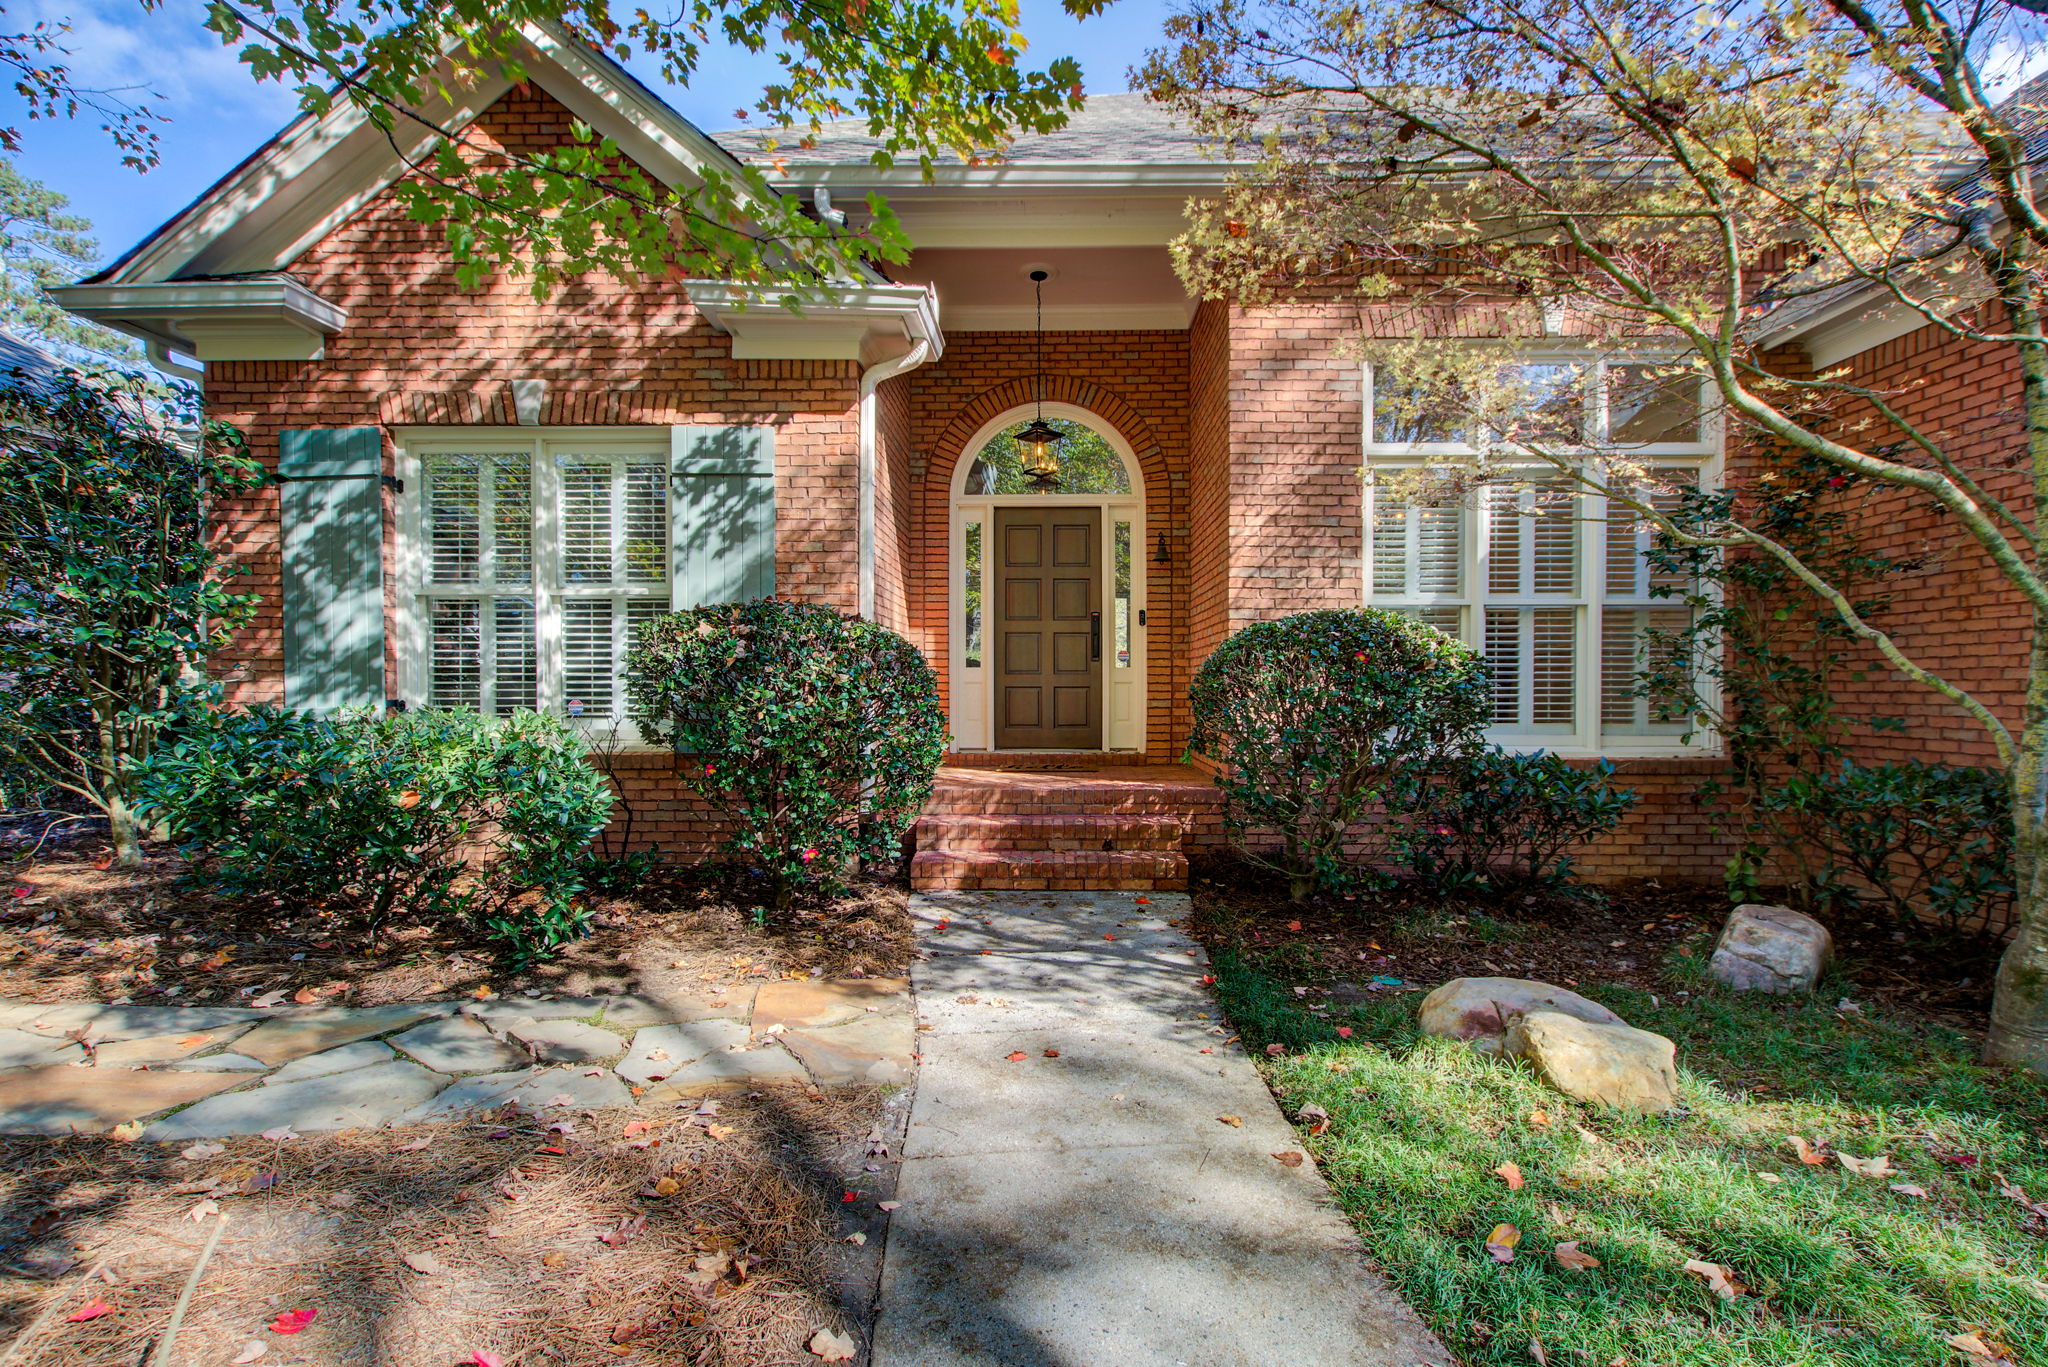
[0,1086,901,1367]
[1186,852,2007,1037]
[0,834,915,1009]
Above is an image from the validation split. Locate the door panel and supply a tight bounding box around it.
[994,506,1102,749]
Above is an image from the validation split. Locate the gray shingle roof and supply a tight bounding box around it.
[712,92,1214,166]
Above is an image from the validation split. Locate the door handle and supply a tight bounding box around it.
[1090,611,1102,661]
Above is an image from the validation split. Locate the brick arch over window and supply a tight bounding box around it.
[910,362,1191,763]
[926,376,1172,503]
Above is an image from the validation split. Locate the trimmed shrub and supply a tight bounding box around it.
[1189,609,1490,900]
[135,706,613,963]
[1761,760,2014,938]
[627,600,947,904]
[1390,748,1638,896]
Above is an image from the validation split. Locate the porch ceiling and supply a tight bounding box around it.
[893,247,1194,332]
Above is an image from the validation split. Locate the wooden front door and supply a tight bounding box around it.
[993,507,1102,749]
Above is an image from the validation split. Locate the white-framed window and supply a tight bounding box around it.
[1363,359,1718,756]
[397,430,672,729]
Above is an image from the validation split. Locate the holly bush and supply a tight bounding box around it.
[1390,748,1638,897]
[1189,609,1490,900]
[627,600,947,906]
[135,705,613,963]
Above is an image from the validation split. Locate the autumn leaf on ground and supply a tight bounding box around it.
[180,1141,225,1161]
[291,987,319,1005]
[1947,1330,2018,1364]
[1272,1150,1305,1167]
[1529,1337,1550,1365]
[1787,1134,1827,1165]
[1683,1259,1743,1300]
[269,1308,318,1334]
[232,1342,267,1363]
[471,1354,505,1367]
[1528,1110,1551,1128]
[1495,1161,1526,1190]
[1006,1051,1029,1063]
[1890,1182,1930,1198]
[65,1298,112,1322]
[1553,1241,1601,1270]
[1298,1103,1331,1135]
[1838,1152,1894,1179]
[402,1251,446,1275]
[705,1123,734,1140]
[809,1327,858,1361]
[597,1214,646,1247]
[1485,1223,1521,1263]
[1217,1114,1243,1128]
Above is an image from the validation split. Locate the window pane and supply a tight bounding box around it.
[559,460,614,585]
[622,459,669,584]
[428,459,481,584]
[562,599,613,718]
[492,460,532,586]
[1372,495,1464,597]
[1371,371,1468,444]
[1114,520,1132,667]
[1396,606,1463,637]
[492,598,537,714]
[1609,363,1702,444]
[430,599,481,709]
[1498,363,1584,445]
[1486,483,1577,597]
[966,418,1131,495]
[1604,469,1696,598]
[1601,607,1693,734]
[1483,606,1576,731]
[964,522,983,669]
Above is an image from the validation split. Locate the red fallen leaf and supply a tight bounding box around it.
[1043,1048,1061,1059]
[1201,975,1216,985]
[1199,1047,1213,1054]
[621,1121,652,1137]
[1335,1027,1354,1038]
[473,1354,507,1367]
[979,950,993,956]
[1265,1043,1287,1056]
[269,1308,318,1334]
[1135,896,1150,904]
[66,1298,112,1322]
[1007,1051,1029,1062]
[1103,933,1116,941]
[1935,1151,1981,1167]
[10,885,33,900]
[538,1146,566,1155]
[291,987,320,1005]
[1286,920,1303,931]
[1271,1151,1305,1167]
[842,1191,859,1203]
[1494,1161,1526,1190]
[933,921,950,931]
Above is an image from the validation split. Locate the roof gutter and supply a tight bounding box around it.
[857,338,933,621]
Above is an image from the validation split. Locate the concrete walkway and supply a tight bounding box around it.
[873,891,1451,1367]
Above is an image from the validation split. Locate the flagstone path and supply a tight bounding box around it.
[0,979,912,1138]
[871,890,1452,1367]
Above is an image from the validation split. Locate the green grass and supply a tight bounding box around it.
[1215,947,2048,1366]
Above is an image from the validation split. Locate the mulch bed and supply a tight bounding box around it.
[0,836,915,1010]
[0,1087,899,1366]
[1186,852,2005,1035]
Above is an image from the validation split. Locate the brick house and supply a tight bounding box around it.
[53,23,1992,891]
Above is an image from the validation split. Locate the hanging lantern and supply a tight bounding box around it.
[1019,267,1064,491]
[1015,416,1065,488]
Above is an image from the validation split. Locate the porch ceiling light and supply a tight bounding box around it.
[1022,268,1065,490]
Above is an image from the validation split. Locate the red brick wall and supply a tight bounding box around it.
[202,83,868,713]
[1188,300,1231,668]
[904,330,1194,761]
[872,371,917,635]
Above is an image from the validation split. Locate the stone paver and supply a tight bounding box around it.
[616,1020,750,1085]
[500,1016,626,1063]
[144,1061,449,1139]
[234,1003,450,1066]
[0,1066,249,1135]
[262,1040,395,1085]
[388,1015,528,1074]
[872,892,1452,1367]
[0,975,911,1136]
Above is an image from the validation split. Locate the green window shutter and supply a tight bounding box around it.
[670,425,776,609]
[278,427,386,714]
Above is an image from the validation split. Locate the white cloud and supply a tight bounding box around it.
[15,0,299,117]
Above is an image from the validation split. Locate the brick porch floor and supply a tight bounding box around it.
[909,763,1223,892]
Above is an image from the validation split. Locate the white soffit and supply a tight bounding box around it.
[54,277,348,360]
[890,246,1195,331]
[1795,296,1946,370]
[685,281,944,362]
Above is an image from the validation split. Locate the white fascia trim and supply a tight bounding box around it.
[767,162,1239,194]
[52,278,349,361]
[685,281,944,361]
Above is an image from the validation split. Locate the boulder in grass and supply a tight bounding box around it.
[1418,977,1625,1052]
[1709,904,1832,995]
[1505,1010,1679,1113]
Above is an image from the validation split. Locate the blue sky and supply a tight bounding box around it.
[8,0,1174,271]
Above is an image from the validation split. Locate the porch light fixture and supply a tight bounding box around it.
[1020,268,1065,490]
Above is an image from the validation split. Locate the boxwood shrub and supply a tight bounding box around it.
[135,705,613,962]
[627,599,947,905]
[1190,608,1490,900]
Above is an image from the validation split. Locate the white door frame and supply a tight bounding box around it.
[947,402,1147,752]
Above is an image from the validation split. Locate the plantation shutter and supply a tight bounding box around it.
[278,427,385,714]
[669,425,776,609]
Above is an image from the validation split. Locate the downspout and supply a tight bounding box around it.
[857,337,932,621]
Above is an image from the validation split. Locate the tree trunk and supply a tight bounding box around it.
[106,795,146,870]
[1987,718,2048,1068]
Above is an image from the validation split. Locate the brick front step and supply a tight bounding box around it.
[914,813,1188,853]
[942,751,1157,769]
[909,848,1189,893]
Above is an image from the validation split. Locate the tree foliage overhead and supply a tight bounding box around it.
[0,159,143,362]
[1142,0,2048,1067]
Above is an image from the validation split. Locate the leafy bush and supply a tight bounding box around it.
[1760,760,2013,937]
[1390,748,1638,896]
[1188,609,1490,901]
[0,368,262,864]
[136,706,613,962]
[627,600,947,905]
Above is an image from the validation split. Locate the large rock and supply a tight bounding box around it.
[1505,1010,1678,1113]
[1709,904,1832,994]
[1418,977,1623,1050]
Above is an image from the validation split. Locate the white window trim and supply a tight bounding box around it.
[393,426,672,747]
[1361,360,1724,759]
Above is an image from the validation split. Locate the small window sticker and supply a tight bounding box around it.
[566,699,585,717]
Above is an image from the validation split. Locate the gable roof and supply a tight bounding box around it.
[714,92,1211,168]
